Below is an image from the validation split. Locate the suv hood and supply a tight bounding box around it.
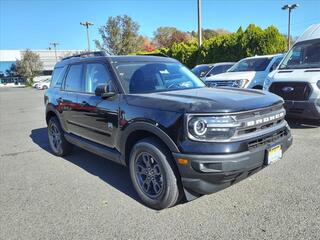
[124,87,283,113]
[205,71,258,81]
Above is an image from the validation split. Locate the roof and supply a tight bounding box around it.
[296,24,320,43]
[194,62,236,67]
[55,54,178,68]
[108,55,178,63]
[242,53,284,60]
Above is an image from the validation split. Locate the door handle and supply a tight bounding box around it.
[80,101,88,107]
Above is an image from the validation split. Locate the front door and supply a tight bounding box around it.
[74,62,119,148]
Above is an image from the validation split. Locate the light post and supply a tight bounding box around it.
[80,21,94,51]
[282,3,299,50]
[197,0,202,48]
[50,42,59,62]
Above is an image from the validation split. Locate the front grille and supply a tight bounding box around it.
[232,104,286,140]
[248,129,288,150]
[269,82,311,101]
[206,80,241,88]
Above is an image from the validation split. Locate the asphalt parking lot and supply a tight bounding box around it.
[0,87,319,240]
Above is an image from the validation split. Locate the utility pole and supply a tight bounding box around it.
[197,0,202,48]
[80,21,94,51]
[282,3,299,50]
[50,42,59,62]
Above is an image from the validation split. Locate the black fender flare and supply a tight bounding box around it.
[45,104,67,132]
[119,122,180,161]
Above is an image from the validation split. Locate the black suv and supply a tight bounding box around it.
[44,52,292,209]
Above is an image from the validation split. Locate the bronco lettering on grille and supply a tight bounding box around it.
[245,112,284,127]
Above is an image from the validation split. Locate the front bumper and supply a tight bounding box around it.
[284,98,320,120]
[173,128,293,198]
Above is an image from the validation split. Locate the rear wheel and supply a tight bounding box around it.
[129,137,182,210]
[48,116,73,156]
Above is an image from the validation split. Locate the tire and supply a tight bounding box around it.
[47,116,73,156]
[43,85,48,90]
[129,137,182,210]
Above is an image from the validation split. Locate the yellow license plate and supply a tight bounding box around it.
[267,145,282,165]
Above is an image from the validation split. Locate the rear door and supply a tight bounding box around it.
[61,63,84,134]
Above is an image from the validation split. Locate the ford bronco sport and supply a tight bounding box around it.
[44,52,292,209]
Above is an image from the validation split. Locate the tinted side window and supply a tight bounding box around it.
[64,64,83,92]
[208,65,224,76]
[270,57,283,72]
[224,64,233,72]
[51,66,67,88]
[85,63,113,93]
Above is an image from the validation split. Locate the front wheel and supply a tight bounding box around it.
[129,137,182,210]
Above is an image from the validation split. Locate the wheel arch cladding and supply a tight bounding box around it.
[121,122,180,166]
[46,110,57,124]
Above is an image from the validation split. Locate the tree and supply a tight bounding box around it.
[153,27,190,48]
[16,49,43,84]
[140,37,156,52]
[189,28,230,40]
[5,63,18,77]
[153,27,177,48]
[95,15,142,55]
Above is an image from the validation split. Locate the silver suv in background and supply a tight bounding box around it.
[264,24,320,120]
[205,54,284,89]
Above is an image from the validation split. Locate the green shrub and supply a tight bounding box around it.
[132,25,287,68]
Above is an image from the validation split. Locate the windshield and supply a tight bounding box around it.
[113,62,205,94]
[228,57,272,72]
[279,39,320,70]
[191,65,211,77]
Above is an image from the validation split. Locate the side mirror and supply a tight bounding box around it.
[95,84,116,98]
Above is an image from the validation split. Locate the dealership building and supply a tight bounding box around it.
[0,49,82,84]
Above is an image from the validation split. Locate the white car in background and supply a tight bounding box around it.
[32,78,49,88]
[264,24,320,120]
[36,79,50,90]
[205,54,284,89]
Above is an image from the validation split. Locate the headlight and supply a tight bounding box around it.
[231,79,249,88]
[239,79,249,88]
[187,115,239,141]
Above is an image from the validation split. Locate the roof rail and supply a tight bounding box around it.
[62,51,107,60]
[137,52,169,58]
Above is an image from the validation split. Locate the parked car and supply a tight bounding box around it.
[191,62,235,79]
[33,78,50,88]
[36,79,50,90]
[264,24,320,120]
[44,52,292,209]
[205,54,284,89]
